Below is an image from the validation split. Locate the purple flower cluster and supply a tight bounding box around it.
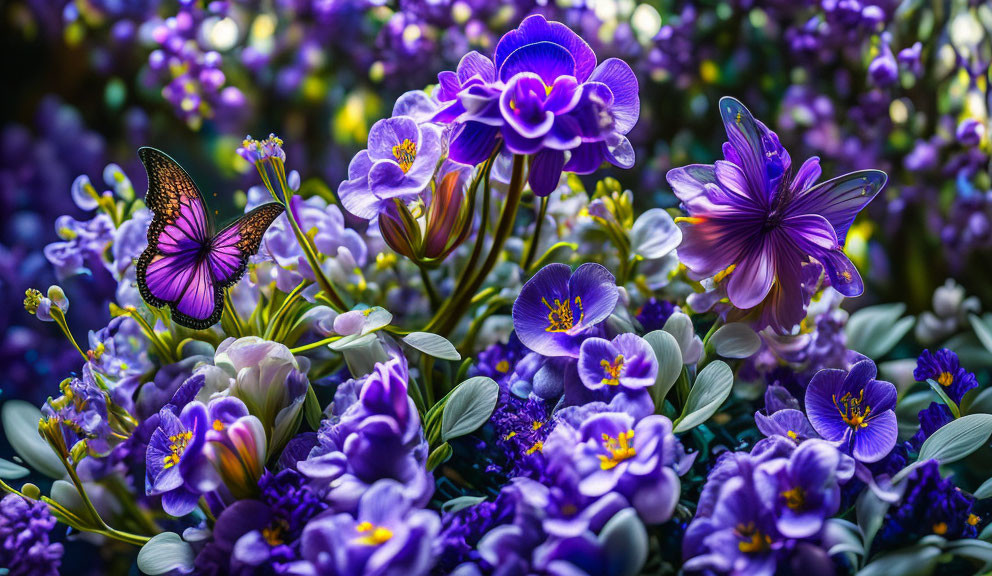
[0,494,64,576]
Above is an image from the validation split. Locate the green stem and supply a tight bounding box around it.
[51,309,86,361]
[223,291,245,338]
[521,195,548,271]
[289,334,343,354]
[418,264,441,310]
[430,154,526,337]
[125,307,176,364]
[61,455,151,546]
[264,280,309,341]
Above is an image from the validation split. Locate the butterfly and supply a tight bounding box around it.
[135,147,284,330]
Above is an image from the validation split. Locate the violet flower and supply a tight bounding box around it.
[512,263,618,358]
[338,116,443,219]
[754,440,846,538]
[146,401,218,516]
[290,479,440,576]
[805,359,897,463]
[577,333,658,391]
[914,348,978,404]
[667,97,886,332]
[754,408,819,444]
[204,396,267,500]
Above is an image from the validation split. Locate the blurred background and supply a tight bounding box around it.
[1,0,990,404]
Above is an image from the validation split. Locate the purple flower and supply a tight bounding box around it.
[805,359,897,463]
[43,213,115,280]
[0,494,63,576]
[910,402,954,448]
[544,411,687,524]
[754,440,845,538]
[868,40,898,86]
[204,397,267,500]
[146,401,218,516]
[578,333,658,391]
[668,97,885,332]
[915,348,979,404]
[338,116,442,219]
[512,263,618,358]
[42,363,116,458]
[754,408,819,444]
[290,479,440,576]
[635,297,676,333]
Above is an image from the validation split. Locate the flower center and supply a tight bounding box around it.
[938,371,954,387]
[736,523,772,554]
[163,430,193,469]
[355,521,393,546]
[543,296,583,332]
[392,139,417,173]
[496,360,510,373]
[833,390,872,429]
[600,354,625,386]
[262,519,288,546]
[786,430,798,441]
[598,430,636,470]
[781,486,805,510]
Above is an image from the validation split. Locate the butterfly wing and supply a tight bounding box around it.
[208,202,285,287]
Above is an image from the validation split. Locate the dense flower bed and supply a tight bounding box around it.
[1,2,992,575]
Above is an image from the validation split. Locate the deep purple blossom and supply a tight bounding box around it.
[289,479,440,576]
[577,333,658,391]
[0,494,63,576]
[146,401,218,517]
[512,263,618,358]
[204,396,267,500]
[668,97,885,332]
[338,116,443,219]
[914,348,978,404]
[805,359,897,463]
[42,363,117,458]
[910,402,954,448]
[754,408,819,444]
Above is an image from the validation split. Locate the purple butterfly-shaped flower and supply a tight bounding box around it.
[135,148,283,329]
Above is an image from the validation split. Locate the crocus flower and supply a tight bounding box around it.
[544,411,688,524]
[805,359,897,463]
[146,401,218,516]
[205,396,267,500]
[338,116,443,219]
[290,479,440,576]
[754,440,845,538]
[667,97,886,332]
[914,348,978,404]
[577,333,658,391]
[512,263,618,358]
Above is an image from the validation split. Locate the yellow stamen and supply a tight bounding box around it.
[714,264,737,284]
[392,139,417,173]
[781,487,805,510]
[786,430,798,441]
[674,216,706,225]
[600,354,625,386]
[526,441,543,455]
[833,390,872,429]
[543,296,583,333]
[598,430,636,470]
[162,430,193,469]
[355,521,393,545]
[937,371,954,388]
[736,523,771,554]
[932,522,948,535]
[968,514,981,526]
[496,360,510,373]
[213,419,225,431]
[531,420,544,431]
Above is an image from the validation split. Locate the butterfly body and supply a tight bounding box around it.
[136,147,284,329]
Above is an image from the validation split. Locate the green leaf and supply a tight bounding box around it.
[441,377,499,441]
[918,413,992,464]
[966,388,992,415]
[303,384,322,430]
[845,303,914,359]
[709,323,761,359]
[403,332,462,361]
[946,539,992,572]
[1,400,65,479]
[426,442,453,471]
[974,477,992,499]
[0,457,29,480]
[137,532,196,575]
[441,495,487,514]
[855,544,941,576]
[598,508,649,576]
[673,361,734,433]
[856,488,890,552]
[970,314,992,355]
[926,379,961,418]
[643,330,682,407]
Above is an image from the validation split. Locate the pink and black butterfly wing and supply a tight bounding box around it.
[135,147,283,329]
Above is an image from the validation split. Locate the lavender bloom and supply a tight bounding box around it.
[805,359,897,463]
[754,409,819,444]
[668,97,885,332]
[146,401,218,517]
[544,411,688,524]
[0,494,63,576]
[290,479,440,576]
[43,213,115,280]
[338,116,443,219]
[868,39,898,87]
[577,333,658,391]
[754,440,845,538]
[512,263,618,358]
[914,348,978,404]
